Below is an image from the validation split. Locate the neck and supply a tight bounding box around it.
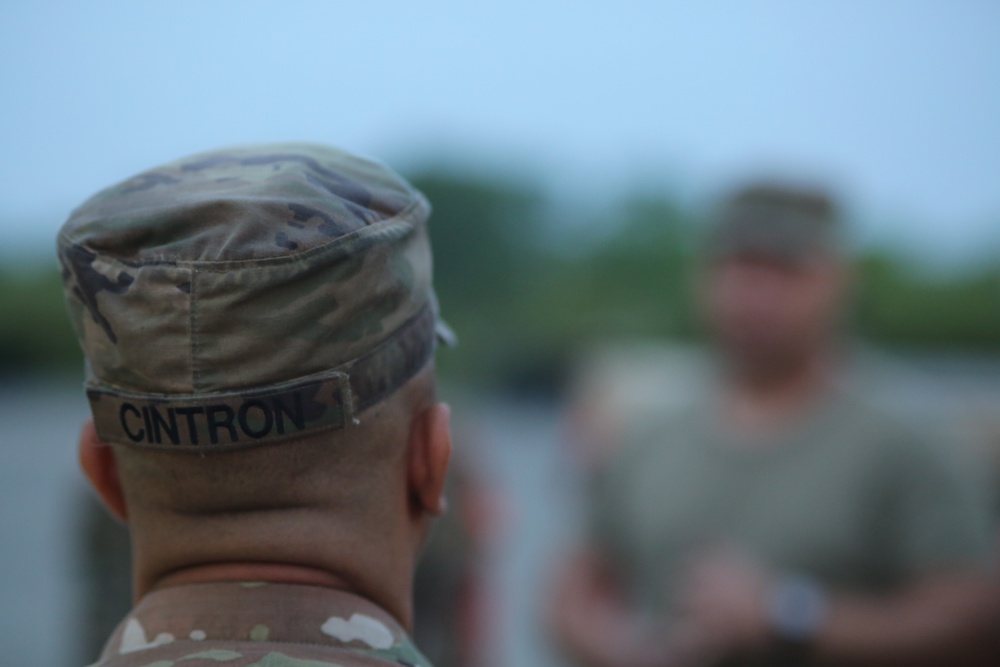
[153,561,354,591]
[723,348,834,438]
[130,507,421,633]
[145,560,414,631]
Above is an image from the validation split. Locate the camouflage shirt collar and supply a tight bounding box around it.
[96,581,433,667]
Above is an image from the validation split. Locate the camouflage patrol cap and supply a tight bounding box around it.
[58,143,453,451]
[707,182,842,262]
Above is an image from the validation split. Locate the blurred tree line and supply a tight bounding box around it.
[2,167,998,388]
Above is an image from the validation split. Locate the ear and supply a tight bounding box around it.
[78,419,128,522]
[407,403,452,516]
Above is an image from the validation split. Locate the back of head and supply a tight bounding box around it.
[59,143,446,444]
[58,144,453,605]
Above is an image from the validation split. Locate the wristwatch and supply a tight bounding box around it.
[766,573,829,653]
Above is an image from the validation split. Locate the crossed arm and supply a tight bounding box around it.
[548,546,999,667]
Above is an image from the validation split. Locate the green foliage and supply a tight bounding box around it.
[553,195,699,340]
[406,170,550,388]
[409,170,545,306]
[2,169,998,387]
[856,253,1000,349]
[405,172,703,390]
[0,265,81,373]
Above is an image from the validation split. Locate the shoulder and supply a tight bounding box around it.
[836,345,969,450]
[92,583,435,667]
[830,381,992,514]
[91,642,430,667]
[828,376,948,459]
[830,394,955,505]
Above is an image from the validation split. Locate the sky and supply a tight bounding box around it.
[2,1,999,265]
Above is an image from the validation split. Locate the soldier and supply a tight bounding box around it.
[550,183,998,666]
[58,143,456,667]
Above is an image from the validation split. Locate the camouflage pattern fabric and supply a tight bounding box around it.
[57,143,452,450]
[89,582,434,667]
[707,182,842,261]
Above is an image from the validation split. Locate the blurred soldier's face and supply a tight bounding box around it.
[702,251,847,382]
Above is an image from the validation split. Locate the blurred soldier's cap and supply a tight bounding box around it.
[58,143,454,451]
[707,182,842,261]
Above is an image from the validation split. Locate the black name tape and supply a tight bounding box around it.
[87,372,353,450]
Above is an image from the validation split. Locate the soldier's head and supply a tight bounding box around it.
[699,182,850,383]
[58,144,453,624]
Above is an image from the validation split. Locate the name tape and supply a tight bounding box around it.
[88,372,352,450]
[85,303,437,451]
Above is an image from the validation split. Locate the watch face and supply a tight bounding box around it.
[767,574,828,642]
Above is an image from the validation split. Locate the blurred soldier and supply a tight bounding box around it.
[58,144,455,667]
[550,183,998,666]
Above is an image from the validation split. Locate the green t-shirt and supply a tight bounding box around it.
[589,383,996,615]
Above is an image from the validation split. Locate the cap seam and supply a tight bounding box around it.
[85,301,435,400]
[189,216,419,274]
[54,193,429,270]
[189,265,202,392]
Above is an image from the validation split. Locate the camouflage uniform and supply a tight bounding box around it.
[57,144,452,666]
[92,582,432,667]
